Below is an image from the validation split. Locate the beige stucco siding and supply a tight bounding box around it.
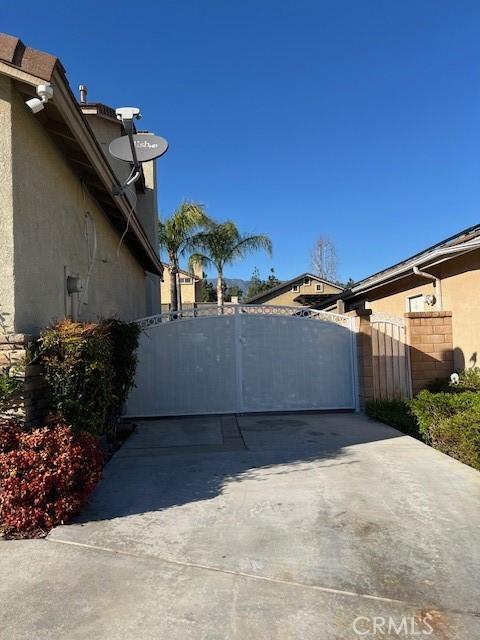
[0,77,15,330]
[356,250,480,370]
[440,252,480,369]
[9,84,148,334]
[161,268,198,305]
[365,281,436,316]
[256,278,343,306]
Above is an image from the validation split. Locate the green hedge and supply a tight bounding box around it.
[410,390,480,470]
[365,399,419,438]
[367,389,480,471]
[39,319,140,436]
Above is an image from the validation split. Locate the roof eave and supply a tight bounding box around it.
[0,57,162,276]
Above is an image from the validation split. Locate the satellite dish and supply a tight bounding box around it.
[109,133,169,163]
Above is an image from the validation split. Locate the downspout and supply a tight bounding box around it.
[413,266,443,311]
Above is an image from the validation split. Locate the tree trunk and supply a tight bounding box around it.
[169,256,178,315]
[217,272,224,309]
[176,266,183,313]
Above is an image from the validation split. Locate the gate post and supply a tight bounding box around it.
[233,305,243,413]
[352,309,374,408]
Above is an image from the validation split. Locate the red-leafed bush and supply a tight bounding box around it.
[0,421,104,538]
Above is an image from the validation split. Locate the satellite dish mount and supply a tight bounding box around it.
[110,107,168,197]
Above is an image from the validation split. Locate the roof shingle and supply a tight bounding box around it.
[0,33,60,81]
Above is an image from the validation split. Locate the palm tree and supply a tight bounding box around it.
[188,221,272,307]
[158,201,210,312]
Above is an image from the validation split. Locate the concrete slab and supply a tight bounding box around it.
[3,413,480,638]
[123,415,224,448]
[1,539,474,639]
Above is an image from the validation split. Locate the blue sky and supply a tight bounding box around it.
[3,1,480,282]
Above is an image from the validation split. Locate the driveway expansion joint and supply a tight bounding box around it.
[46,537,480,619]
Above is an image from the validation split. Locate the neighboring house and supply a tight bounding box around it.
[317,225,480,370]
[160,264,202,311]
[0,33,163,336]
[246,273,344,307]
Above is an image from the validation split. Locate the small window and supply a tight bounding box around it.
[408,294,424,312]
[316,283,324,292]
[179,277,192,284]
[291,285,299,292]
[303,277,311,285]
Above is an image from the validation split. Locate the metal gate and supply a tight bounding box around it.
[125,305,358,417]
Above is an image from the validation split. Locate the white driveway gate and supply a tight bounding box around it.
[125,305,358,417]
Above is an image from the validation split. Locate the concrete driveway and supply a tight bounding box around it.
[1,413,480,639]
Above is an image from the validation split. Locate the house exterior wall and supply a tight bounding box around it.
[160,267,198,306]
[5,82,149,335]
[85,116,131,186]
[439,253,480,370]
[253,278,342,306]
[0,76,15,330]
[349,250,480,370]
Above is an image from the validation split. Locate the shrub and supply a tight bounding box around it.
[432,409,480,470]
[365,399,420,437]
[409,390,480,439]
[0,366,22,413]
[426,368,480,393]
[0,420,103,538]
[0,418,22,452]
[102,319,141,425]
[38,319,140,436]
[456,367,480,392]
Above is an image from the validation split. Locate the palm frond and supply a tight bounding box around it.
[188,253,212,274]
[228,234,273,264]
[158,201,211,258]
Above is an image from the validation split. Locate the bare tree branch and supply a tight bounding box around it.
[311,236,338,282]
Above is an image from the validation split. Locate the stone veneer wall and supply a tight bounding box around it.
[0,333,48,426]
[405,311,454,395]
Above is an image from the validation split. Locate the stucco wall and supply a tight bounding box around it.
[0,76,15,331]
[161,268,197,305]
[85,116,131,186]
[256,278,343,306]
[365,280,436,315]
[9,83,148,334]
[440,252,480,369]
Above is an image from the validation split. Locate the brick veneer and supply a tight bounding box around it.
[354,310,375,406]
[0,333,48,426]
[405,311,454,395]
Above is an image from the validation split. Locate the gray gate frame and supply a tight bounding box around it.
[125,305,360,416]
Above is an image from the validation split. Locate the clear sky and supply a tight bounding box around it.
[3,1,480,282]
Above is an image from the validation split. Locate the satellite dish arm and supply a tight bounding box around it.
[112,107,143,196]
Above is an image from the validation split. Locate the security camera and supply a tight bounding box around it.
[26,83,54,113]
[25,97,45,113]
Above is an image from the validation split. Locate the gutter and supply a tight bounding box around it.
[412,266,442,311]
[350,237,480,297]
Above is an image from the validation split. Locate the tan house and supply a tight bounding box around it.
[0,33,163,336]
[318,225,480,371]
[160,264,203,311]
[246,272,344,307]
